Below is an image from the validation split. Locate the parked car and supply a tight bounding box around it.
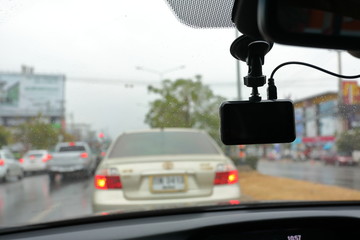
[0,149,24,182]
[321,152,356,166]
[19,150,52,175]
[47,142,96,181]
[92,128,241,213]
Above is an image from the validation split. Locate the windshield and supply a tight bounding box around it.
[108,131,220,157]
[24,153,43,157]
[0,0,360,229]
[59,146,86,152]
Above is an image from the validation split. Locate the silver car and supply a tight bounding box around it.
[0,149,24,182]
[92,128,241,213]
[48,142,96,181]
[20,150,52,174]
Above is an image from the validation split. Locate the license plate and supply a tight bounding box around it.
[151,175,186,192]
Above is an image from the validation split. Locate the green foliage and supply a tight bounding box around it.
[244,156,259,170]
[59,129,77,142]
[0,126,13,148]
[336,128,360,153]
[15,117,58,150]
[145,76,225,143]
[230,155,259,170]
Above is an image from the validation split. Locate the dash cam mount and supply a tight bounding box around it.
[230,35,273,102]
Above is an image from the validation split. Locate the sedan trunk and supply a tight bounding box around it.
[105,155,227,200]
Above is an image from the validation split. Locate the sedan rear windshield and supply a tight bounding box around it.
[108,131,220,158]
[25,153,43,157]
[59,146,86,152]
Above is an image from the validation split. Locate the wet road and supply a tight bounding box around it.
[0,173,93,227]
[4,160,359,227]
[258,159,360,191]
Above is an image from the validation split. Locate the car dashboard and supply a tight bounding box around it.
[2,203,360,239]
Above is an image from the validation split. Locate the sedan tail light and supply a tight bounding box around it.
[214,170,239,185]
[19,158,24,164]
[0,159,4,166]
[80,152,88,158]
[95,168,122,189]
[42,154,52,162]
[213,164,239,185]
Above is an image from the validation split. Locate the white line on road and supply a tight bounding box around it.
[29,203,61,223]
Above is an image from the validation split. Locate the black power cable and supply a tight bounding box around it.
[268,61,360,100]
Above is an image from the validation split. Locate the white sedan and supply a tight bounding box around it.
[0,149,24,182]
[20,150,52,174]
[92,128,241,213]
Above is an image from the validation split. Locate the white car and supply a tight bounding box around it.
[0,149,24,182]
[48,142,96,181]
[20,150,52,174]
[92,128,241,213]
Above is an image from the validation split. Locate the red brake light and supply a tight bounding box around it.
[229,200,241,205]
[0,159,4,166]
[80,152,88,158]
[69,142,75,146]
[95,175,122,189]
[19,158,24,163]
[42,154,52,162]
[214,170,239,185]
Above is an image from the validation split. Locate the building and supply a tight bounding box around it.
[0,66,65,128]
[294,92,339,144]
[293,85,360,157]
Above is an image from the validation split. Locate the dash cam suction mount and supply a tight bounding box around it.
[230,35,273,102]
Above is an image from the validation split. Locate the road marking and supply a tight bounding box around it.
[29,203,61,223]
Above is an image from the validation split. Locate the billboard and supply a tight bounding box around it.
[295,108,305,137]
[319,100,337,116]
[295,108,304,122]
[305,105,316,120]
[342,81,360,105]
[306,120,317,137]
[0,73,65,117]
[319,116,337,136]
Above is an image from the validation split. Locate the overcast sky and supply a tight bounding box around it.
[0,0,359,138]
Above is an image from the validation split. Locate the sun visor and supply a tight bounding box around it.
[165,0,235,28]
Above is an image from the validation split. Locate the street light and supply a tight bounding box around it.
[135,65,186,80]
[235,29,242,100]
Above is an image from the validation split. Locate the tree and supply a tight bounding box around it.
[59,129,77,142]
[145,76,225,142]
[336,128,360,153]
[0,126,13,148]
[15,116,59,150]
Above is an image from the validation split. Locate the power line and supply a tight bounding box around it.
[65,76,345,89]
[66,77,155,85]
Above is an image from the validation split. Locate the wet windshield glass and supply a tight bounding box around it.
[0,0,359,229]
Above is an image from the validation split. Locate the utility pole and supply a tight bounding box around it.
[337,50,346,132]
[338,51,343,105]
[235,29,244,162]
[235,29,242,100]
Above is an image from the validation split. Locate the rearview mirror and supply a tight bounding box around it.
[258,0,360,50]
[220,100,296,145]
